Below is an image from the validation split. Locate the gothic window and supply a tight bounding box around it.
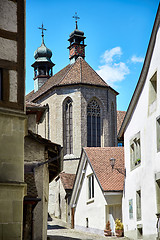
[63,98,73,155]
[87,99,101,147]
[111,103,116,146]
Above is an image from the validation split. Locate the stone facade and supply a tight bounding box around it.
[36,85,117,173]
[0,1,26,239]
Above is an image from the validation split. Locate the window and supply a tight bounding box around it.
[88,174,94,200]
[157,117,160,152]
[137,224,143,239]
[130,132,141,170]
[155,173,160,213]
[63,98,73,155]
[136,190,141,221]
[87,99,101,147]
[149,72,157,114]
[149,72,157,105]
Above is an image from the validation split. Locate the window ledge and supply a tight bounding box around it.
[131,163,141,171]
[86,198,94,205]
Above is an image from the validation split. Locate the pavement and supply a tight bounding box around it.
[47,217,130,240]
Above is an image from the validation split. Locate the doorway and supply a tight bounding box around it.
[106,205,122,234]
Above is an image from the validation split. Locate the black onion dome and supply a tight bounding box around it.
[34,42,52,60]
[69,29,84,38]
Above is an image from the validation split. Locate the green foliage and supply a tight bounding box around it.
[115,219,123,230]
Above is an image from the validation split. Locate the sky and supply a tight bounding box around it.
[26,0,159,111]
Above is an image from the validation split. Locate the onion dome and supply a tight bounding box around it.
[34,41,52,60]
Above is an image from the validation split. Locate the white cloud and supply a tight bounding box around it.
[131,55,144,63]
[96,47,130,86]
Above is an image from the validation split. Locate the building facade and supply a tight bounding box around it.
[70,147,124,236]
[0,1,26,239]
[119,4,160,240]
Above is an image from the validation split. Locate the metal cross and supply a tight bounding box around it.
[73,12,80,29]
[38,23,47,38]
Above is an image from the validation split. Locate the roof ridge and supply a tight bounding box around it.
[80,57,109,86]
[57,61,77,85]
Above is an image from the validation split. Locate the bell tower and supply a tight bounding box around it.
[68,13,87,64]
[32,24,55,92]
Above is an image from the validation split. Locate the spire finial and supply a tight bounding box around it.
[38,23,47,44]
[73,12,80,29]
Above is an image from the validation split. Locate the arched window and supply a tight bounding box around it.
[63,98,73,155]
[111,103,116,146]
[87,99,101,147]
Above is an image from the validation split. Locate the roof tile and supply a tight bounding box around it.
[26,57,109,102]
[117,111,126,134]
[84,147,124,191]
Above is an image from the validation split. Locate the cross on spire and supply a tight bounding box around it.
[38,23,47,44]
[73,12,80,29]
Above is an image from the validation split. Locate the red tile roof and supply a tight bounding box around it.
[26,57,114,102]
[117,111,126,134]
[84,147,124,192]
[59,172,76,190]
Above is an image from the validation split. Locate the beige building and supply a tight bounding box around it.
[26,22,119,221]
[0,1,26,240]
[24,102,62,240]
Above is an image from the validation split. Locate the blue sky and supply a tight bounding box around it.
[26,0,159,111]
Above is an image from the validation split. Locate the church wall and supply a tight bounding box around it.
[81,86,117,148]
[37,86,82,173]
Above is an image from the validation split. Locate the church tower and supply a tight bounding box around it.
[31,24,55,92]
[68,12,86,64]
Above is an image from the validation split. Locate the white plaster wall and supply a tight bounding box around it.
[75,162,106,235]
[48,178,67,221]
[123,25,160,240]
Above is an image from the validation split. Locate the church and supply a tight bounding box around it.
[26,16,121,222]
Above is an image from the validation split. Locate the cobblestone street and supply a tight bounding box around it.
[47,217,130,240]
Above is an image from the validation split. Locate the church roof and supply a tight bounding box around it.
[117,111,126,134]
[84,147,124,192]
[26,57,117,102]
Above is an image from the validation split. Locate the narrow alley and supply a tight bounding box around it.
[47,217,130,240]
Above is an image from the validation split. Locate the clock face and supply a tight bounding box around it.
[75,45,84,56]
[69,45,85,58]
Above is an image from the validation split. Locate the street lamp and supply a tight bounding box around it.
[110,158,126,176]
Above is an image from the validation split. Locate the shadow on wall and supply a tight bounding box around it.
[47,225,67,230]
[47,236,82,240]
